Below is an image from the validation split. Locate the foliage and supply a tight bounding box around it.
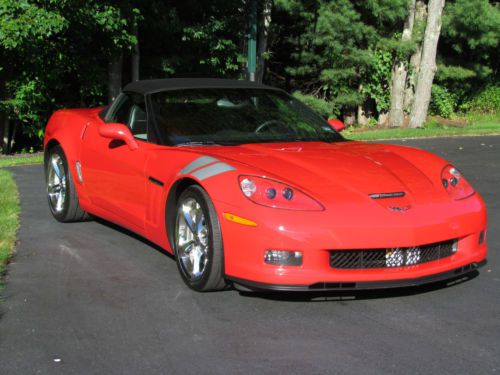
[429,84,457,118]
[271,0,408,116]
[0,0,499,153]
[439,0,500,98]
[361,50,392,113]
[461,86,500,114]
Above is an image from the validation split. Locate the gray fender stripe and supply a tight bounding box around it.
[178,156,219,175]
[192,162,236,181]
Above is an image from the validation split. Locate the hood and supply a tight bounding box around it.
[201,141,443,205]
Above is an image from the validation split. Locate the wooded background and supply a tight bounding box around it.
[1,0,499,153]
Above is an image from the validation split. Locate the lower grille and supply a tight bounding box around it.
[330,240,457,269]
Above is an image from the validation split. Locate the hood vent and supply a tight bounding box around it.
[369,192,405,199]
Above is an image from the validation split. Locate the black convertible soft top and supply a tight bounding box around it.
[123,78,281,95]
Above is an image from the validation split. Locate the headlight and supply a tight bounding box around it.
[238,175,324,211]
[441,165,475,200]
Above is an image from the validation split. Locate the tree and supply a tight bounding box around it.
[404,0,427,112]
[409,0,446,128]
[0,0,66,153]
[271,0,407,124]
[256,0,272,83]
[388,0,416,128]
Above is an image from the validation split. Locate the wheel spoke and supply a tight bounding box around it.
[56,190,64,211]
[182,205,196,234]
[192,248,202,276]
[51,157,62,179]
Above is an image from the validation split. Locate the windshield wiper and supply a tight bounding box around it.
[175,141,221,147]
[175,140,243,147]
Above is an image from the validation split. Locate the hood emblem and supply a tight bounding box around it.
[388,205,411,212]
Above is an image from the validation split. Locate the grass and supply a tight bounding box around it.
[0,151,36,286]
[0,153,43,168]
[0,169,20,284]
[346,113,500,141]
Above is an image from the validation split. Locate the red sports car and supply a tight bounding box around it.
[44,79,487,292]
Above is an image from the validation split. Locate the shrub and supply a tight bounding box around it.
[430,84,457,118]
[461,85,500,114]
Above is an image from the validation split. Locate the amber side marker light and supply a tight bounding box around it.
[223,213,257,227]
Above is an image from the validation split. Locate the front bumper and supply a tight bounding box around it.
[228,260,487,292]
[215,192,488,289]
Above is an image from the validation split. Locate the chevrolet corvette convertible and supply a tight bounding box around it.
[44,78,488,292]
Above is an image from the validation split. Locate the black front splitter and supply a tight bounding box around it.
[228,260,487,292]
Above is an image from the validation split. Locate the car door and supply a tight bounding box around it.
[81,93,151,231]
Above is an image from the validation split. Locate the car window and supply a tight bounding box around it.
[106,94,148,141]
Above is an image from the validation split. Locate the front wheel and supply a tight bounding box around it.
[174,185,226,292]
[45,145,89,222]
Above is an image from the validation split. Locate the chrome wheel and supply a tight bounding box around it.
[47,153,67,213]
[175,197,209,280]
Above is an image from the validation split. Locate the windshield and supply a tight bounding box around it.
[150,88,344,146]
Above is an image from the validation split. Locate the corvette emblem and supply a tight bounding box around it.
[388,205,411,212]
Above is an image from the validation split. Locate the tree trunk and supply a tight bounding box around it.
[409,0,445,128]
[404,0,427,111]
[357,104,369,126]
[8,120,16,154]
[343,108,356,126]
[108,53,123,103]
[357,84,369,126]
[388,0,416,128]
[131,24,140,82]
[256,0,272,83]
[1,114,10,154]
[0,79,9,154]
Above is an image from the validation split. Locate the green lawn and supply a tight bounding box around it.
[0,169,20,283]
[346,114,500,141]
[0,153,43,168]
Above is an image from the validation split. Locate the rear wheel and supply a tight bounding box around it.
[45,145,89,222]
[174,185,226,292]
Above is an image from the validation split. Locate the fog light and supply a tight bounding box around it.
[452,240,458,253]
[264,250,302,266]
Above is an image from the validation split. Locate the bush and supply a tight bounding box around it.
[430,84,457,118]
[292,92,334,119]
[461,86,500,114]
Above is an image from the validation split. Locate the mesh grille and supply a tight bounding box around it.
[330,240,456,269]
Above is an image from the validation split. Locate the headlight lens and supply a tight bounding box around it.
[238,175,324,211]
[441,165,475,200]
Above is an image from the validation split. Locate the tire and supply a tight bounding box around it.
[45,145,89,222]
[174,185,226,292]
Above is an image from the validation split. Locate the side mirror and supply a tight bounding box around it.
[327,119,346,132]
[99,123,138,151]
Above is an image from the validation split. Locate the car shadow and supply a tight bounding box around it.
[235,271,480,302]
[93,217,175,261]
[92,217,480,302]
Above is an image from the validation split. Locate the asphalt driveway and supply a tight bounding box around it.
[1,136,499,374]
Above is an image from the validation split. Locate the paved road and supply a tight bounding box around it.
[1,136,499,375]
